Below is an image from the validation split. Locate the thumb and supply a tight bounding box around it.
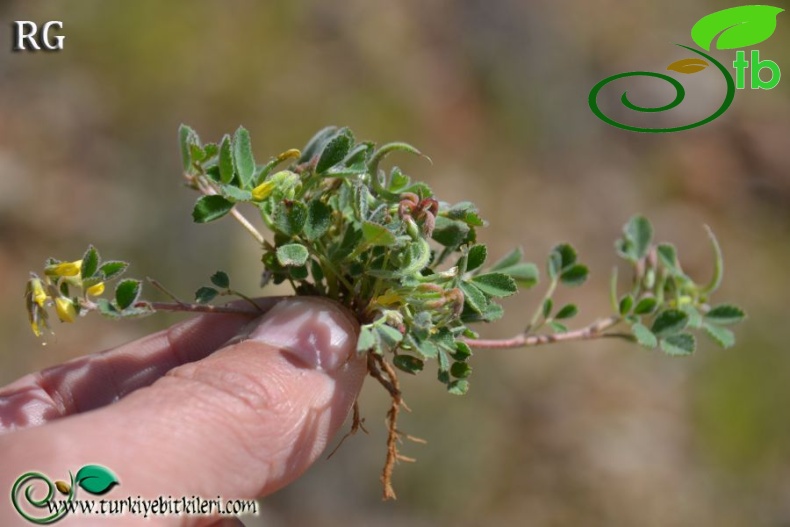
[2,298,367,513]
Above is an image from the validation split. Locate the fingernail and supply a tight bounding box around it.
[246,298,358,371]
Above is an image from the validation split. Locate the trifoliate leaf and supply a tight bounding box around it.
[705,304,745,325]
[99,261,128,281]
[362,221,398,247]
[115,279,141,310]
[470,273,517,298]
[81,245,100,279]
[450,361,472,379]
[304,199,332,241]
[273,201,308,236]
[459,281,488,313]
[633,297,658,315]
[447,379,469,395]
[660,333,696,356]
[703,322,736,349]
[210,271,230,289]
[560,264,589,286]
[276,244,310,267]
[393,355,423,375]
[555,304,579,320]
[195,286,218,303]
[490,247,523,271]
[652,309,689,337]
[619,294,634,315]
[232,126,255,188]
[192,195,234,223]
[631,323,658,349]
[466,244,487,272]
[316,128,354,174]
[218,134,235,184]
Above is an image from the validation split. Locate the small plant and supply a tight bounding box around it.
[25,125,745,499]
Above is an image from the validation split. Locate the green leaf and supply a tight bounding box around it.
[218,184,252,202]
[703,323,736,349]
[192,195,234,223]
[273,201,308,236]
[560,264,589,286]
[451,341,472,361]
[210,271,230,289]
[99,261,128,281]
[393,355,423,375]
[633,297,658,315]
[660,333,696,356]
[691,5,784,51]
[459,281,488,313]
[553,243,577,270]
[447,379,469,395]
[470,273,517,298]
[498,263,539,288]
[376,324,403,348]
[357,326,377,354]
[651,309,689,338]
[705,304,745,325]
[276,244,310,267]
[81,245,100,279]
[361,221,398,247]
[178,124,199,171]
[218,134,234,184]
[432,217,470,249]
[657,243,678,273]
[368,141,424,174]
[450,361,472,379]
[625,215,653,260]
[299,126,338,163]
[555,304,578,320]
[549,321,568,333]
[194,286,218,303]
[232,126,255,188]
[466,244,487,272]
[75,465,119,495]
[304,199,332,241]
[481,301,504,322]
[96,298,120,319]
[619,294,634,315]
[701,225,724,294]
[316,128,354,173]
[490,247,523,271]
[115,279,141,310]
[631,323,658,349]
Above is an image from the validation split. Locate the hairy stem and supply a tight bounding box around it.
[464,316,627,349]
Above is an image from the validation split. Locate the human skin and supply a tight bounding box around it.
[0,297,366,526]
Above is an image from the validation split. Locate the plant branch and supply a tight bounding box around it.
[464,316,625,349]
[148,301,261,316]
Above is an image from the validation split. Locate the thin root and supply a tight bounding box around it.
[326,400,367,459]
[367,352,422,500]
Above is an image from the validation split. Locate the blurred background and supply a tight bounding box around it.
[1,0,789,525]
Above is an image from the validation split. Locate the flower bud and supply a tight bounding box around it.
[55,297,77,323]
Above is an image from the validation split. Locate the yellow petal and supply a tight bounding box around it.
[251,181,276,201]
[31,279,48,307]
[50,260,83,277]
[55,297,77,323]
[30,320,42,337]
[86,282,105,296]
[375,290,403,306]
[276,148,301,163]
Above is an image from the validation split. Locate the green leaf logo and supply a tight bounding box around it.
[691,5,784,51]
[74,465,119,495]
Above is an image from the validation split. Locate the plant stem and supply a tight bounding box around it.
[464,316,626,349]
[148,301,262,316]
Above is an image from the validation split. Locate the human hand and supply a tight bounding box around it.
[0,297,366,526]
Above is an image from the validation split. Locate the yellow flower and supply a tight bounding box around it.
[30,319,42,337]
[251,181,276,201]
[55,297,77,323]
[375,290,403,307]
[30,278,48,307]
[276,148,301,163]
[49,260,83,278]
[86,282,105,296]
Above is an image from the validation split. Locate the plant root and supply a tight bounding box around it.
[326,400,367,459]
[367,352,424,500]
